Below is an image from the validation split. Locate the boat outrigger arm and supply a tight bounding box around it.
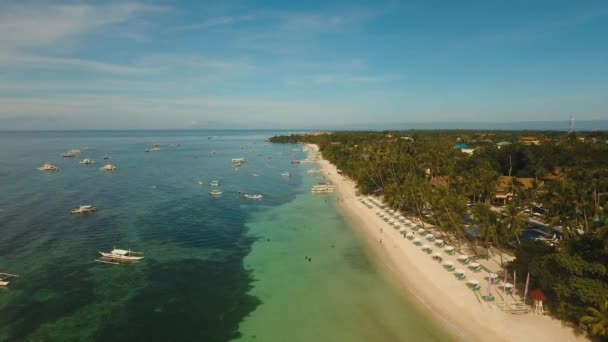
[0,273,19,286]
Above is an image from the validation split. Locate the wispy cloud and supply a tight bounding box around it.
[0,53,150,73]
[0,2,168,73]
[0,2,166,50]
[172,14,255,31]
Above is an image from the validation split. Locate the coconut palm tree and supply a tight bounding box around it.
[580,300,608,337]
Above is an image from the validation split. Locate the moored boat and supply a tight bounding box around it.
[79,158,94,165]
[210,189,222,196]
[0,273,18,287]
[96,248,144,264]
[62,149,81,158]
[100,164,117,171]
[244,194,263,200]
[38,163,59,171]
[71,205,96,214]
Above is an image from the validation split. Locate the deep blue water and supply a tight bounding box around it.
[0,130,303,341]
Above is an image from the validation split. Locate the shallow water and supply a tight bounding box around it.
[0,131,449,341]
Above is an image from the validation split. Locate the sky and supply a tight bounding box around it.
[0,0,607,130]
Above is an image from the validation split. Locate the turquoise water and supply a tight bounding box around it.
[0,131,449,341]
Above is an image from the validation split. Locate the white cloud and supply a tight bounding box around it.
[0,53,150,73]
[0,2,165,50]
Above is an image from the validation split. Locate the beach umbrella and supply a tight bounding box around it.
[417,228,425,234]
[443,261,454,267]
[412,238,421,243]
[432,252,442,258]
[467,279,479,286]
[435,239,444,245]
[457,255,469,261]
[399,215,405,220]
[455,269,465,275]
[444,246,454,252]
[469,262,480,268]
[404,219,412,224]
[406,232,414,237]
[398,226,407,231]
[425,233,434,239]
[504,283,514,289]
[421,244,430,250]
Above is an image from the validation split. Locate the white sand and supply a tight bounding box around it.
[307,144,585,342]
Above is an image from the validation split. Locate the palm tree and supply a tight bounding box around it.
[580,300,608,337]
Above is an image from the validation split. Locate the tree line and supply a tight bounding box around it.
[271,130,608,337]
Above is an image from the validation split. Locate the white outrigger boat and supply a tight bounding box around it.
[79,158,94,165]
[144,147,160,152]
[71,205,96,214]
[100,164,117,171]
[0,273,18,287]
[210,189,222,196]
[210,180,220,187]
[281,172,291,177]
[96,248,144,265]
[231,158,246,166]
[244,194,263,200]
[62,149,81,158]
[38,163,59,171]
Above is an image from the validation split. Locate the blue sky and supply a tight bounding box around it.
[0,0,607,129]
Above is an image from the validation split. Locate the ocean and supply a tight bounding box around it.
[0,130,449,341]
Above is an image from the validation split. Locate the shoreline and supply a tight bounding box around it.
[307,143,585,342]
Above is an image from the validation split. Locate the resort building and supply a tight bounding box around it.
[519,137,541,145]
[493,176,540,206]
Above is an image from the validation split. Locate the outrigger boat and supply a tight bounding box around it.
[96,248,144,265]
[79,158,94,165]
[244,194,263,200]
[100,164,117,171]
[71,205,96,214]
[281,172,291,177]
[210,180,220,187]
[38,163,59,171]
[0,273,18,287]
[62,149,81,158]
[231,158,246,166]
[210,189,222,196]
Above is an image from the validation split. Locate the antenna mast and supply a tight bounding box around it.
[568,114,575,133]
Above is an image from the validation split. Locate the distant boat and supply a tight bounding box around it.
[71,205,96,214]
[232,158,246,166]
[102,155,111,160]
[79,159,94,165]
[100,164,117,172]
[62,149,81,158]
[210,180,220,187]
[210,190,222,196]
[281,172,291,177]
[291,161,300,165]
[144,147,160,152]
[197,181,204,185]
[96,248,144,265]
[244,194,263,200]
[38,163,59,171]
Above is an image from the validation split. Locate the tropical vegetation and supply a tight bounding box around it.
[271,130,608,336]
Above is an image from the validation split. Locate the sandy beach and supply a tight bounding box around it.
[307,144,585,342]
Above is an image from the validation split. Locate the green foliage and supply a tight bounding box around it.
[271,130,608,328]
